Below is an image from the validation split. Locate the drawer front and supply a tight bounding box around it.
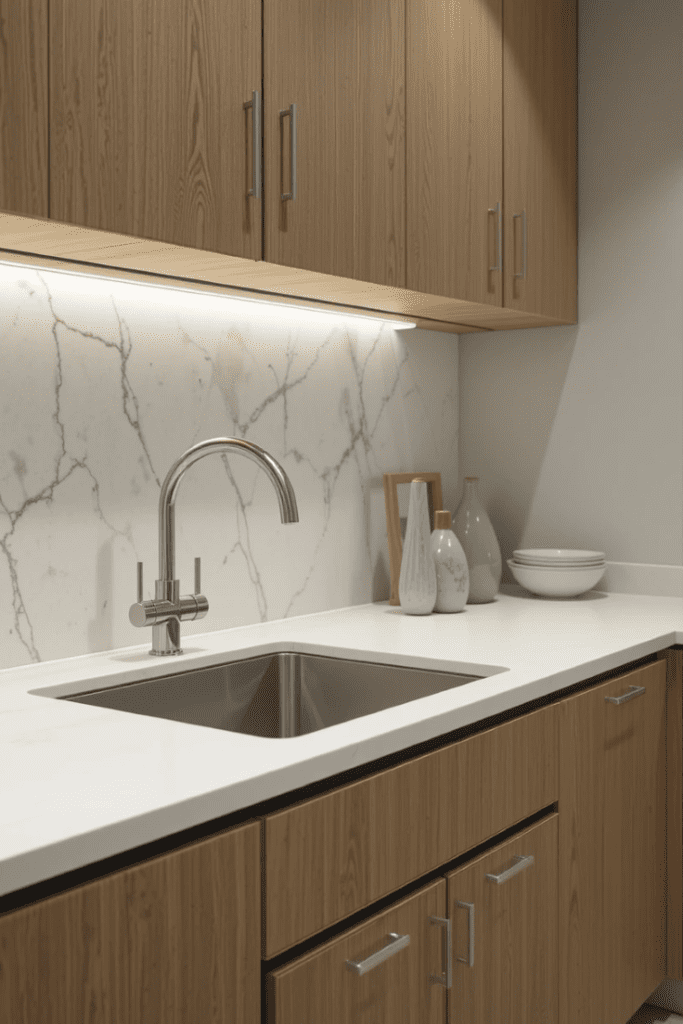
[447,812,559,1024]
[267,878,447,1024]
[265,702,558,955]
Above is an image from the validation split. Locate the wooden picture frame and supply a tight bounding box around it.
[383,472,443,606]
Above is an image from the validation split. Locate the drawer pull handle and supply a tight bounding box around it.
[345,932,410,975]
[455,900,475,967]
[429,916,452,988]
[486,853,534,885]
[605,684,646,705]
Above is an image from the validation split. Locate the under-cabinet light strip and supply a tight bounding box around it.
[0,257,417,330]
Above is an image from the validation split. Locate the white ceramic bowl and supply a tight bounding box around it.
[507,559,606,597]
[513,548,605,564]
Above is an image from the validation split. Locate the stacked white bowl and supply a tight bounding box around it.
[507,549,606,598]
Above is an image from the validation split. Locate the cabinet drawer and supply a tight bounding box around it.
[264,702,558,955]
[267,878,447,1024]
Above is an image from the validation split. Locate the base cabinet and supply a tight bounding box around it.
[447,813,559,1024]
[267,879,447,1024]
[0,820,261,1024]
[559,661,667,1024]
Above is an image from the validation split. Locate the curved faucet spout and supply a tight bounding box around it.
[158,437,299,584]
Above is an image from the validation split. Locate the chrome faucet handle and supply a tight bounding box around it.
[137,562,144,603]
[194,557,201,595]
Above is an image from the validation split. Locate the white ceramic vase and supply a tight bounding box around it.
[430,511,469,612]
[453,477,502,603]
[399,480,437,615]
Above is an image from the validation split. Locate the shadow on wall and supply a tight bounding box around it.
[458,324,578,580]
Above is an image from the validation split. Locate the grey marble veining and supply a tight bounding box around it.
[0,264,459,671]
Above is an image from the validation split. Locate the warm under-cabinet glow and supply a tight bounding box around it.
[0,258,417,330]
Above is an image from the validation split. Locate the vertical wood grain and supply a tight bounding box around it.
[265,702,558,956]
[559,661,667,1024]
[0,0,48,217]
[447,813,559,1024]
[268,879,446,1024]
[263,0,405,287]
[407,0,503,307]
[50,0,261,259]
[0,820,261,1024]
[503,0,577,321]
[660,647,683,978]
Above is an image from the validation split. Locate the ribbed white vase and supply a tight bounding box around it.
[399,480,437,615]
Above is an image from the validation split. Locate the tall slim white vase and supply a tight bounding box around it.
[399,480,437,615]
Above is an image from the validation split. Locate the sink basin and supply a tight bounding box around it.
[62,652,495,738]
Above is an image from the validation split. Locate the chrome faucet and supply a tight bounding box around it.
[129,438,299,655]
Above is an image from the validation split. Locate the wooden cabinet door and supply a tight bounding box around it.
[407,0,503,307]
[50,0,261,260]
[263,0,405,288]
[268,878,447,1024]
[0,820,261,1024]
[0,0,48,217]
[559,661,667,1024]
[446,813,558,1024]
[503,0,577,322]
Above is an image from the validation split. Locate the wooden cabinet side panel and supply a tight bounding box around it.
[0,0,48,217]
[268,878,446,1024]
[446,813,558,1024]
[265,703,558,956]
[407,0,503,306]
[50,0,261,259]
[559,661,667,1024]
[661,648,683,978]
[263,0,405,287]
[0,820,261,1024]
[503,0,577,321]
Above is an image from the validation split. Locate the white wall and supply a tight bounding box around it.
[459,0,683,597]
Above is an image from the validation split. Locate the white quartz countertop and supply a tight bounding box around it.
[2,587,682,898]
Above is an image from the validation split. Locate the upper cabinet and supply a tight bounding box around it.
[407,0,504,308]
[0,0,48,218]
[49,0,262,260]
[503,0,577,322]
[408,0,577,322]
[263,0,405,288]
[2,0,577,332]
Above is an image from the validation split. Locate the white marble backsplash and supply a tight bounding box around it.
[0,264,459,671]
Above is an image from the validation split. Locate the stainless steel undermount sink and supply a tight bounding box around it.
[62,652,500,739]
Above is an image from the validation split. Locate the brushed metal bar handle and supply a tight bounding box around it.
[137,562,144,603]
[455,900,474,967]
[429,916,452,988]
[486,853,534,885]
[513,210,527,279]
[243,90,261,199]
[605,684,646,705]
[280,103,297,201]
[345,932,410,975]
[194,557,201,595]
[488,201,502,273]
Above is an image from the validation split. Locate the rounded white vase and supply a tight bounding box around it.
[453,477,502,604]
[399,479,437,615]
[430,510,469,612]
